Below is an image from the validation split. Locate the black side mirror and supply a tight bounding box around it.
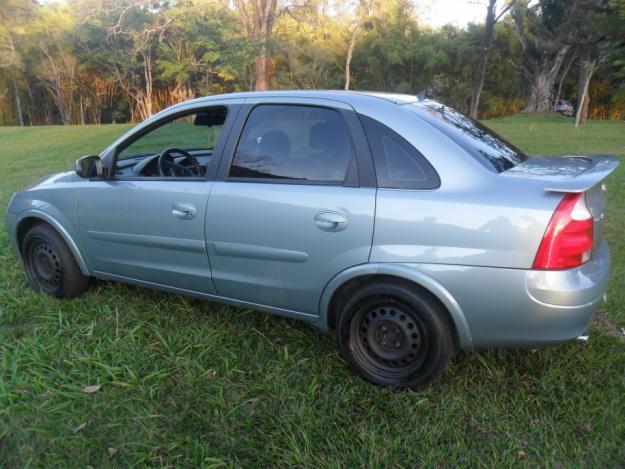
[75,155,102,178]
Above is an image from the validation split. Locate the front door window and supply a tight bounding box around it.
[115,107,228,178]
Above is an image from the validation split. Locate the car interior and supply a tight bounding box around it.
[229,105,353,182]
[113,104,353,182]
[114,107,228,178]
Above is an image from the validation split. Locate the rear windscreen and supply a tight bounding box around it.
[409,101,527,173]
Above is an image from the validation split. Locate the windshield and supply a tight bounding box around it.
[409,101,527,173]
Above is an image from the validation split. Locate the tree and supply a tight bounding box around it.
[511,0,614,115]
[233,0,279,90]
[344,0,370,90]
[272,1,345,90]
[511,0,573,112]
[0,0,38,125]
[575,59,597,126]
[350,0,421,92]
[33,3,79,125]
[469,0,512,118]
[0,0,622,125]
[76,1,168,121]
[156,1,240,98]
[568,1,610,123]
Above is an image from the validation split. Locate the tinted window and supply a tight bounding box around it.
[229,105,353,182]
[410,101,527,173]
[118,108,227,161]
[360,115,440,190]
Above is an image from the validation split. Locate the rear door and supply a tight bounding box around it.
[205,98,376,315]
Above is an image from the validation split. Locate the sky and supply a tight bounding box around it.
[417,0,489,28]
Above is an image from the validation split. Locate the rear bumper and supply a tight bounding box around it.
[410,240,610,348]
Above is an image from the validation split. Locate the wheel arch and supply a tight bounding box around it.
[318,263,473,348]
[15,210,90,276]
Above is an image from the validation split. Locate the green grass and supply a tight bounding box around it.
[1,114,624,467]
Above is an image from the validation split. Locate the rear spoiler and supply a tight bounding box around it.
[544,155,619,193]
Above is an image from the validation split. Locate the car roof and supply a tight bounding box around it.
[167,90,421,111]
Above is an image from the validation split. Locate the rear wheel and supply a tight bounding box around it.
[335,281,454,389]
[22,223,89,298]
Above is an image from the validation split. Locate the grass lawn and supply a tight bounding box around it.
[1,113,624,467]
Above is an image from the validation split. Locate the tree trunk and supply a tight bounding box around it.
[11,73,24,126]
[577,45,593,124]
[254,41,269,91]
[144,52,153,118]
[79,95,85,125]
[576,59,596,127]
[250,0,277,91]
[344,26,358,91]
[524,46,570,112]
[469,0,497,119]
[7,34,24,126]
[526,70,555,112]
[555,50,576,103]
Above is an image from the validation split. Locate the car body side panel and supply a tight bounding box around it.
[4,91,614,353]
[6,173,90,275]
[9,209,90,275]
[318,240,609,348]
[206,182,376,315]
[414,240,610,347]
[76,180,215,294]
[95,270,318,324]
[371,184,560,269]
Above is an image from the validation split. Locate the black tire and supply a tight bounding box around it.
[335,281,454,389]
[22,223,90,298]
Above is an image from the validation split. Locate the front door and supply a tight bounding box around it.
[205,102,376,314]
[76,106,232,294]
[77,180,214,293]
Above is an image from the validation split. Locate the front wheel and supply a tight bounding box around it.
[22,223,90,298]
[335,281,454,389]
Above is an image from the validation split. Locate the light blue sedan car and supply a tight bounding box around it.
[5,91,618,388]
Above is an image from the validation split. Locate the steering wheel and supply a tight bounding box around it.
[157,147,202,177]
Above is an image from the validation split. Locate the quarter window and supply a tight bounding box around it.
[360,115,440,190]
[229,105,353,183]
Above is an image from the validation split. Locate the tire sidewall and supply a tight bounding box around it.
[22,225,85,298]
[336,282,454,389]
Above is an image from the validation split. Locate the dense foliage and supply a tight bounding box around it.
[0,0,623,125]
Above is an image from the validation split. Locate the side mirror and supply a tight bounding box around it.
[75,155,102,178]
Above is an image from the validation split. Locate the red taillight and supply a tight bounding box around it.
[532,192,594,270]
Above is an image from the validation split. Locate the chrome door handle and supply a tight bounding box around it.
[314,211,348,232]
[172,202,197,219]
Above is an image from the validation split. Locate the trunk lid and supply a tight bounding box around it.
[503,155,619,256]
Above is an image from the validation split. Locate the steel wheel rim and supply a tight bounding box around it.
[28,239,61,292]
[349,298,431,379]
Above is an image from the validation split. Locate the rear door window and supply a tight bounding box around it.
[360,115,440,190]
[229,105,353,183]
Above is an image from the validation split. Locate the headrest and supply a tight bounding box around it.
[309,120,348,154]
[259,130,291,157]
